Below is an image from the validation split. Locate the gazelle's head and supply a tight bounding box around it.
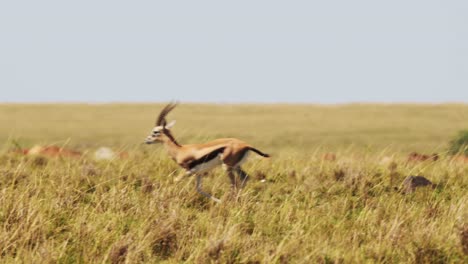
[145,102,177,144]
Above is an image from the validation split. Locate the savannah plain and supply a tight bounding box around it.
[0,103,467,263]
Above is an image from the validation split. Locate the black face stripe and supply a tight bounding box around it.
[187,147,225,170]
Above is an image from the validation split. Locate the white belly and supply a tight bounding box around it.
[192,157,222,173]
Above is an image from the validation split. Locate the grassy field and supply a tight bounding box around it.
[0,103,467,263]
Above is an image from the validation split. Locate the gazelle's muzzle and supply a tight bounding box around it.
[144,136,156,144]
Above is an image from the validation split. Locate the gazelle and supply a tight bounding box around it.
[145,102,270,203]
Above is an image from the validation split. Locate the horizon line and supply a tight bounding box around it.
[0,100,467,105]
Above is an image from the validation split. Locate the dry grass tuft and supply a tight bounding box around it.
[460,225,468,255]
[334,169,346,181]
[414,246,448,264]
[207,239,225,260]
[109,243,129,264]
[149,225,178,259]
[32,156,48,166]
[140,176,156,194]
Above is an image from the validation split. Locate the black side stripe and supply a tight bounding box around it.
[187,147,226,170]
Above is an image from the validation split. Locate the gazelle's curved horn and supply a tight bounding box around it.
[156,102,178,126]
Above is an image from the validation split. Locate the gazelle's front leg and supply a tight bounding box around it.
[196,174,221,203]
[174,170,221,203]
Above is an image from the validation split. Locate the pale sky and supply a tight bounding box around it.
[0,1,467,103]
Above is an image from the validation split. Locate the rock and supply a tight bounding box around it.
[401,175,436,193]
[322,152,336,161]
[94,147,117,161]
[407,152,439,162]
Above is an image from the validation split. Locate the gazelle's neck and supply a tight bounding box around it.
[161,131,181,160]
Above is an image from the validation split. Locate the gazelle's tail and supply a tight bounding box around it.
[248,147,270,158]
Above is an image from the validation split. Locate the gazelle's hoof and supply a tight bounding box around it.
[174,176,184,183]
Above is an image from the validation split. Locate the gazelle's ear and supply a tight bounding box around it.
[165,120,176,129]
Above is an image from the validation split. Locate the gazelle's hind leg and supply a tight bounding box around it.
[226,168,237,189]
[196,174,221,203]
[235,167,250,188]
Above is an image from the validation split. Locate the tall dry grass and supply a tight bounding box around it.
[0,104,467,263]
